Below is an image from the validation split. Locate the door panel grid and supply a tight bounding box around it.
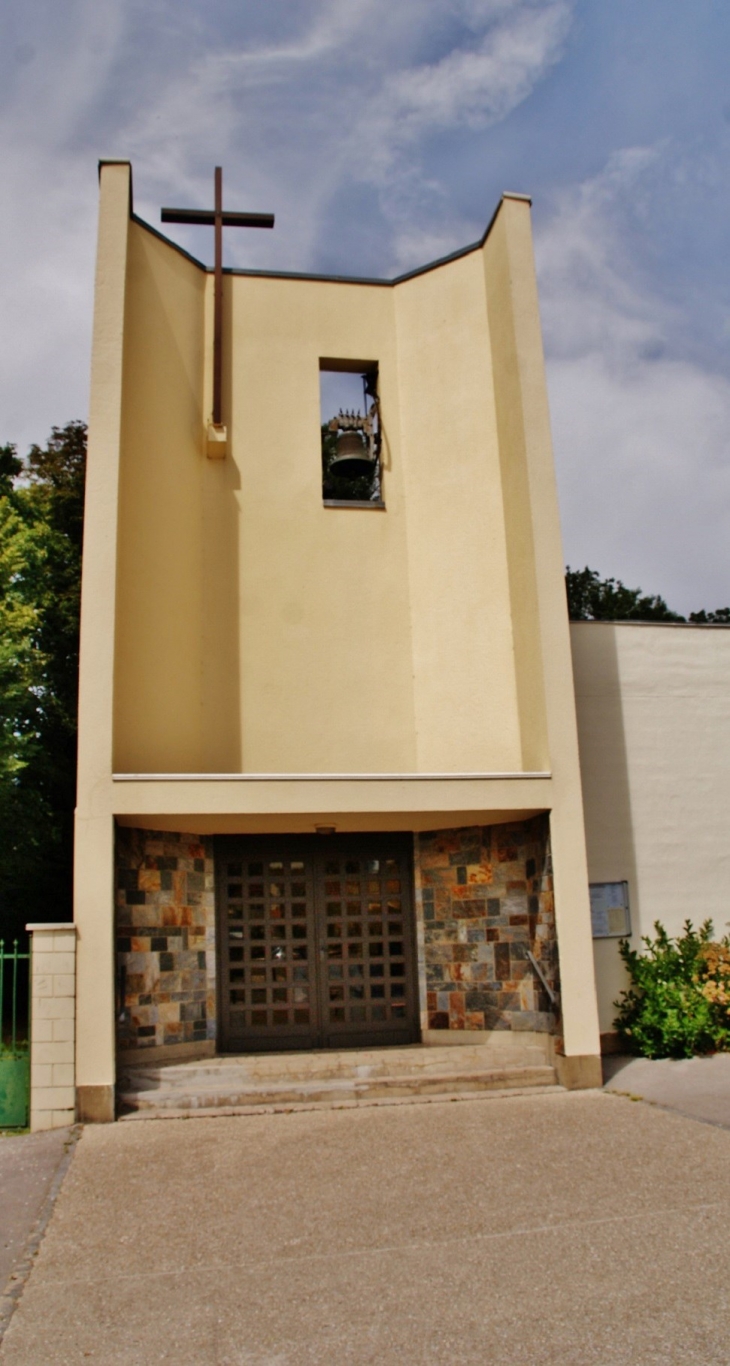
[225,856,314,1032]
[217,836,418,1050]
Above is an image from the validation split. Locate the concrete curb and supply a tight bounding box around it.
[0,1126,81,1345]
[118,1082,567,1120]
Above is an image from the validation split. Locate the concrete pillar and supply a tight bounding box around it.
[483,197,602,1086]
[547,805,603,1087]
[73,162,132,1124]
[74,814,116,1122]
[26,923,77,1131]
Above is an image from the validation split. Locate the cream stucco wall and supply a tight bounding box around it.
[112,218,537,777]
[572,622,730,1034]
[114,220,206,772]
[228,274,416,775]
[395,252,521,773]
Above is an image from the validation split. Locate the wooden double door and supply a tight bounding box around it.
[216,834,419,1051]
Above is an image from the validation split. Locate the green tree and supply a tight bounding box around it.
[0,501,46,786]
[565,565,729,624]
[687,607,730,624]
[0,422,86,944]
[565,566,683,621]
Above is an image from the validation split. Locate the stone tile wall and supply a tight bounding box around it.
[416,817,558,1033]
[116,829,216,1052]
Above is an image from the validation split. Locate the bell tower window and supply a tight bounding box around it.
[320,359,383,508]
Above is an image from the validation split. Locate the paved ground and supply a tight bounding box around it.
[0,1127,75,1338]
[604,1051,730,1128]
[1,1089,730,1365]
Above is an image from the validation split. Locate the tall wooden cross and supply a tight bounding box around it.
[162,167,274,427]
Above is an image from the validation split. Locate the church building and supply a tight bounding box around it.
[43,159,726,1128]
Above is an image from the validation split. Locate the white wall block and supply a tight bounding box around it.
[34,996,75,1020]
[53,975,77,997]
[34,1041,74,1065]
[27,923,77,1131]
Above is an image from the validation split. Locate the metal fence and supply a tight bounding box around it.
[0,939,30,1128]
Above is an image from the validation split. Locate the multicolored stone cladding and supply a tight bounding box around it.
[115,820,557,1050]
[416,817,558,1033]
[116,828,216,1051]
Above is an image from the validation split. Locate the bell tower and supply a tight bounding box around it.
[72,161,601,1122]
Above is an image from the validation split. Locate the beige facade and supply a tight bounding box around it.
[572,622,730,1039]
[73,160,603,1121]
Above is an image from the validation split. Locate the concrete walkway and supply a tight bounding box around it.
[2,1090,730,1364]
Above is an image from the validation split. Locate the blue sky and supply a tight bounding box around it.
[2,0,729,611]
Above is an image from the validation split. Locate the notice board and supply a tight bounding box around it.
[590,881,631,939]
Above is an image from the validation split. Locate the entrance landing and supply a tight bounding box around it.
[117,1042,559,1118]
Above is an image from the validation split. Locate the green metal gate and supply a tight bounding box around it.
[0,940,30,1129]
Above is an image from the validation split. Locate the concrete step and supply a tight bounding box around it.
[119,1042,551,1091]
[117,1049,558,1117]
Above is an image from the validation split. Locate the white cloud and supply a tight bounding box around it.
[536,147,730,613]
[1,1,727,611]
[378,2,571,140]
[0,0,578,454]
[325,0,573,264]
[121,0,574,268]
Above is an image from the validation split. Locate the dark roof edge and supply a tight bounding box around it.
[391,192,531,284]
[131,213,207,270]
[128,190,533,287]
[223,235,488,287]
[222,265,393,286]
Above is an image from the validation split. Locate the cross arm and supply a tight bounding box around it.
[161,208,275,228]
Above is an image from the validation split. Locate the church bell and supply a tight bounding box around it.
[330,429,376,480]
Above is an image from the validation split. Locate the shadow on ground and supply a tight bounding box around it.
[603,1051,730,1129]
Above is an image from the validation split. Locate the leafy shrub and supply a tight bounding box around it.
[613,920,730,1058]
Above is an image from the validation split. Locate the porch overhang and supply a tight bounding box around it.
[107,770,553,834]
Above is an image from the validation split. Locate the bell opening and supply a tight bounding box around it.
[320,363,381,503]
